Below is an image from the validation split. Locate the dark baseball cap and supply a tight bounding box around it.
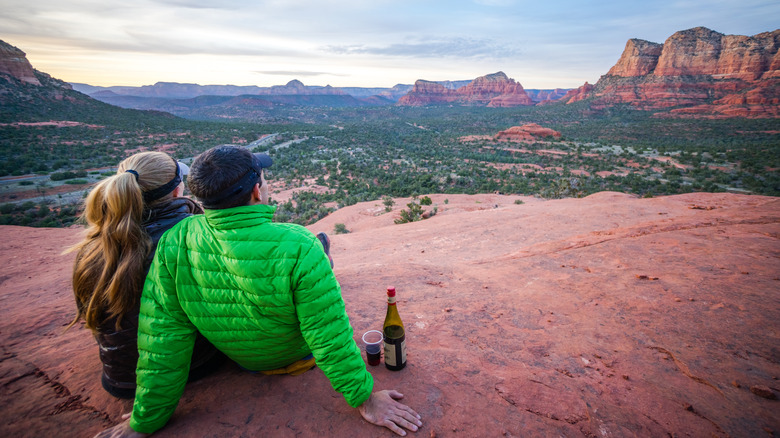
[197,151,273,208]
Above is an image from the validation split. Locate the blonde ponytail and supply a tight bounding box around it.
[69,152,180,331]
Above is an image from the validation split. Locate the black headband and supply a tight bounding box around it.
[142,157,182,203]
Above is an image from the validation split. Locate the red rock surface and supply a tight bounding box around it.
[398,72,534,107]
[563,27,780,118]
[607,39,664,77]
[1,192,779,437]
[494,123,562,142]
[560,82,594,104]
[0,40,41,85]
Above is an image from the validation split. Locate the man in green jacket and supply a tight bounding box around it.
[95,145,422,438]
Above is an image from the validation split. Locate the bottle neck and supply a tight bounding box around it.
[387,296,396,305]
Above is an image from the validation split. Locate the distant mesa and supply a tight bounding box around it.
[84,79,348,100]
[494,123,562,142]
[397,71,536,107]
[268,79,346,96]
[527,88,569,104]
[561,27,780,118]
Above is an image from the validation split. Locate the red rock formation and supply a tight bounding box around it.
[460,72,534,107]
[561,82,594,104]
[494,123,562,142]
[607,39,663,77]
[0,40,41,85]
[396,80,455,105]
[562,27,780,118]
[397,72,534,107]
[653,27,725,76]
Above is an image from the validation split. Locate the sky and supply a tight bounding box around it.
[1,0,778,89]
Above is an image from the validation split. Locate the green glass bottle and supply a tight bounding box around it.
[383,287,406,371]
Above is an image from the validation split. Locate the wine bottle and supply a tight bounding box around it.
[383,287,406,371]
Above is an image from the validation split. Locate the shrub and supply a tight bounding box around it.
[382,196,394,212]
[51,170,87,181]
[395,197,425,224]
[540,178,584,199]
[514,199,524,205]
[420,196,432,206]
[334,223,349,234]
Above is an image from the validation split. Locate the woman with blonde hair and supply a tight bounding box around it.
[69,151,222,399]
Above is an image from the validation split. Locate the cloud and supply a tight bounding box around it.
[150,0,246,9]
[322,37,520,59]
[473,0,516,5]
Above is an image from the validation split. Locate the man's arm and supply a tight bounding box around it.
[92,235,197,437]
[292,238,373,406]
[130,268,195,433]
[292,237,422,436]
[130,237,197,434]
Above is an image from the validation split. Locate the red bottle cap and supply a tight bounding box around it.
[387,287,396,297]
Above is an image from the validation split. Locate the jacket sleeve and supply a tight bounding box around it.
[292,237,373,407]
[129,235,197,434]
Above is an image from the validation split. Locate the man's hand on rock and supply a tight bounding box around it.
[359,390,422,436]
[93,413,149,438]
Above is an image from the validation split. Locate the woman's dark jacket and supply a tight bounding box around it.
[95,197,219,390]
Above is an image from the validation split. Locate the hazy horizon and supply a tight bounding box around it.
[2,0,778,89]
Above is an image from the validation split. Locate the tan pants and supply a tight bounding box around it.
[258,356,316,376]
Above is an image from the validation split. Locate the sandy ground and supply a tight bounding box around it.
[0,192,778,437]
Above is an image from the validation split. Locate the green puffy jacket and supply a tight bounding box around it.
[129,204,373,434]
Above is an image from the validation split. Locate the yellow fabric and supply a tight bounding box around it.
[259,356,317,376]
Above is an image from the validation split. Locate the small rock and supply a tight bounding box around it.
[674,297,682,302]
[750,385,777,400]
[683,403,694,412]
[731,380,740,388]
[622,375,630,380]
